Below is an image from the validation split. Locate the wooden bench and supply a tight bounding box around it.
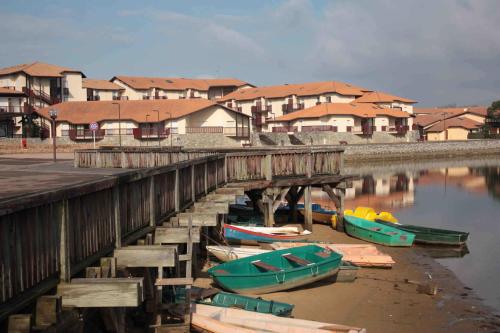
[282,253,312,266]
[251,260,282,272]
[315,251,330,258]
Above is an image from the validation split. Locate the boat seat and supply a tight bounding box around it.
[314,251,330,258]
[282,253,312,266]
[251,260,282,272]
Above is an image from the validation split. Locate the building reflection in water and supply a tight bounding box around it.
[311,165,499,213]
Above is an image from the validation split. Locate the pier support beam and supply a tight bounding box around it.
[303,186,313,231]
[322,184,345,231]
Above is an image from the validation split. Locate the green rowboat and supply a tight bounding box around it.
[208,245,342,294]
[375,220,469,246]
[344,215,415,247]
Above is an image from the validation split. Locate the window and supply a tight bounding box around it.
[326,96,332,103]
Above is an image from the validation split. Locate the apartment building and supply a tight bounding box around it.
[219,81,372,132]
[414,106,486,140]
[111,76,253,101]
[36,99,250,145]
[0,62,86,108]
[0,87,27,137]
[82,79,125,101]
[268,102,413,136]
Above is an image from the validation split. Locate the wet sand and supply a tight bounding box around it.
[196,224,500,333]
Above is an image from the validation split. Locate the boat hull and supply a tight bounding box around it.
[208,245,342,294]
[376,220,469,246]
[206,245,270,262]
[224,224,310,244]
[344,215,415,247]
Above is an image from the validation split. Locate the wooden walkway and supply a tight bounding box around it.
[0,147,347,331]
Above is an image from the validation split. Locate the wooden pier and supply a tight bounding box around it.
[0,146,347,332]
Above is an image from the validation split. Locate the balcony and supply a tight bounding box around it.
[68,129,105,141]
[362,125,376,136]
[281,103,305,114]
[301,125,337,132]
[252,117,263,126]
[223,127,250,138]
[87,95,100,101]
[251,105,272,113]
[133,128,170,139]
[22,87,59,105]
[272,126,298,133]
[186,127,223,134]
[396,125,409,135]
[0,105,35,114]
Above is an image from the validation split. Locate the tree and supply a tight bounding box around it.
[482,100,500,137]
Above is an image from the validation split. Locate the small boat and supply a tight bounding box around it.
[208,245,342,294]
[206,245,270,262]
[375,220,469,246]
[192,303,366,333]
[297,203,337,224]
[169,287,294,317]
[227,214,264,226]
[199,291,294,317]
[343,215,415,247]
[270,242,395,268]
[224,224,311,245]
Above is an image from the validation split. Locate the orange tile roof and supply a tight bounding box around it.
[82,79,125,91]
[36,99,247,125]
[414,106,487,127]
[0,87,26,96]
[355,91,416,104]
[0,61,84,78]
[112,76,251,91]
[219,81,371,101]
[425,117,483,132]
[269,103,410,122]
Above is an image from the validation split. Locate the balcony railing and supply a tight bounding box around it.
[22,87,59,105]
[87,96,100,101]
[301,125,337,132]
[252,117,263,126]
[396,125,409,135]
[223,127,250,138]
[281,103,305,113]
[68,129,105,141]
[133,128,170,139]
[272,126,298,133]
[0,105,35,114]
[362,125,376,135]
[186,126,223,134]
[251,105,272,113]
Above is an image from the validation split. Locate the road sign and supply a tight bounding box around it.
[89,122,99,131]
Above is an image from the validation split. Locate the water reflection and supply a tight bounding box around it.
[312,159,500,312]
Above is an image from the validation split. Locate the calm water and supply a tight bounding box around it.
[315,157,500,312]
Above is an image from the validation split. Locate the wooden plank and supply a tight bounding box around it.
[8,314,32,333]
[85,267,102,279]
[303,185,313,231]
[176,213,217,227]
[35,295,60,329]
[193,202,228,214]
[215,188,244,195]
[58,280,142,308]
[251,260,281,272]
[198,194,237,203]
[59,200,70,282]
[154,227,200,244]
[113,245,176,268]
[282,254,311,266]
[100,257,117,278]
[155,278,194,286]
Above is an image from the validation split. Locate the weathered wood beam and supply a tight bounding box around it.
[100,257,117,278]
[154,227,200,244]
[198,193,237,203]
[272,187,291,213]
[193,202,228,214]
[303,186,313,231]
[215,187,244,195]
[155,278,194,286]
[58,279,143,308]
[7,314,31,333]
[177,213,217,227]
[35,295,60,329]
[113,245,176,268]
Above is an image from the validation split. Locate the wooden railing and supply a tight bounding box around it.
[133,128,169,139]
[186,127,223,134]
[68,129,105,141]
[301,125,338,132]
[0,153,225,320]
[272,126,298,133]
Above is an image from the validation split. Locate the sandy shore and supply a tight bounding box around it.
[196,224,500,333]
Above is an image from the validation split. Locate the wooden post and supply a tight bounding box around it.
[306,151,313,178]
[337,188,345,232]
[264,153,272,181]
[113,186,121,248]
[223,156,227,184]
[174,168,180,212]
[204,161,208,195]
[184,216,193,326]
[8,314,31,333]
[35,296,60,329]
[59,199,70,282]
[191,164,195,202]
[303,186,313,231]
[149,176,156,227]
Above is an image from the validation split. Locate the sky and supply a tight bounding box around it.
[1,0,499,107]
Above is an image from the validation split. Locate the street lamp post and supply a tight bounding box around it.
[112,102,122,148]
[48,109,58,162]
[166,111,173,149]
